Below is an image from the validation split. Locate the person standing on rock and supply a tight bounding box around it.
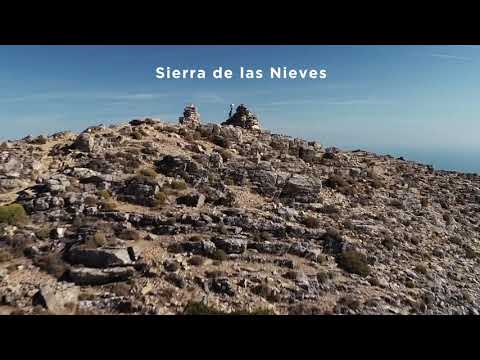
[229,104,234,118]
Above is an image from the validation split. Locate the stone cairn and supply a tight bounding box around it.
[179,104,201,127]
[221,104,261,130]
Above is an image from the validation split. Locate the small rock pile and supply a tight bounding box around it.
[179,104,201,127]
[222,104,261,130]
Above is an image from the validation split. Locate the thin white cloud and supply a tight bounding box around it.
[323,83,366,90]
[0,93,69,103]
[192,93,225,104]
[109,93,169,101]
[0,91,170,103]
[321,98,394,105]
[430,53,472,61]
[260,97,393,107]
[267,99,318,106]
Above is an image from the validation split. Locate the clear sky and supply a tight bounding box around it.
[0,45,479,172]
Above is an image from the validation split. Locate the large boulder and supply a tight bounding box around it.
[270,135,290,152]
[181,240,216,256]
[0,157,22,175]
[0,178,23,192]
[212,124,243,143]
[119,175,161,207]
[211,237,247,254]
[208,277,235,296]
[176,193,205,208]
[248,241,291,255]
[45,174,71,193]
[208,152,223,169]
[198,183,236,207]
[72,133,95,152]
[248,169,280,196]
[32,283,80,315]
[68,266,135,285]
[298,145,320,163]
[65,247,137,268]
[280,174,323,203]
[155,155,207,183]
[321,230,354,255]
[70,167,102,180]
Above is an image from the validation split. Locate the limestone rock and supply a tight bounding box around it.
[72,133,95,152]
[2,112,480,315]
[65,247,137,268]
[176,193,205,208]
[181,240,216,256]
[280,174,323,203]
[209,152,224,168]
[155,155,206,183]
[68,267,135,285]
[211,237,247,254]
[209,277,235,296]
[32,283,80,315]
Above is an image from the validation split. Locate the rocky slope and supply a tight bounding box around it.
[1,105,480,315]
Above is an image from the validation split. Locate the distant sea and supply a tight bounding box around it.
[344,146,480,175]
[273,127,480,176]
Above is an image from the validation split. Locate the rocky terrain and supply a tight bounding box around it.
[1,104,480,315]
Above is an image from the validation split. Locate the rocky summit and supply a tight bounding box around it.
[1,108,480,315]
[222,104,261,130]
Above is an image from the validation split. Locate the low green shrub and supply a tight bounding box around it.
[182,302,275,315]
[169,180,188,191]
[217,223,228,235]
[84,196,98,207]
[167,243,184,254]
[117,229,141,241]
[219,149,233,161]
[98,190,112,200]
[324,175,348,189]
[414,264,428,275]
[230,308,275,315]
[101,200,117,211]
[93,231,107,246]
[33,253,69,279]
[138,168,158,179]
[303,216,321,229]
[86,231,107,248]
[465,246,478,259]
[183,302,224,315]
[253,231,272,242]
[153,192,168,208]
[211,249,227,261]
[31,135,48,145]
[35,227,51,240]
[336,250,370,277]
[188,255,206,266]
[0,204,28,225]
[0,249,12,263]
[213,136,232,149]
[382,238,394,250]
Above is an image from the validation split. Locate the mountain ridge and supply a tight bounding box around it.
[1,106,479,315]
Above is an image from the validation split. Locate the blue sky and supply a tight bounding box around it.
[0,45,479,172]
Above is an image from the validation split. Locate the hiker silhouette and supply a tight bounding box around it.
[229,104,234,118]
